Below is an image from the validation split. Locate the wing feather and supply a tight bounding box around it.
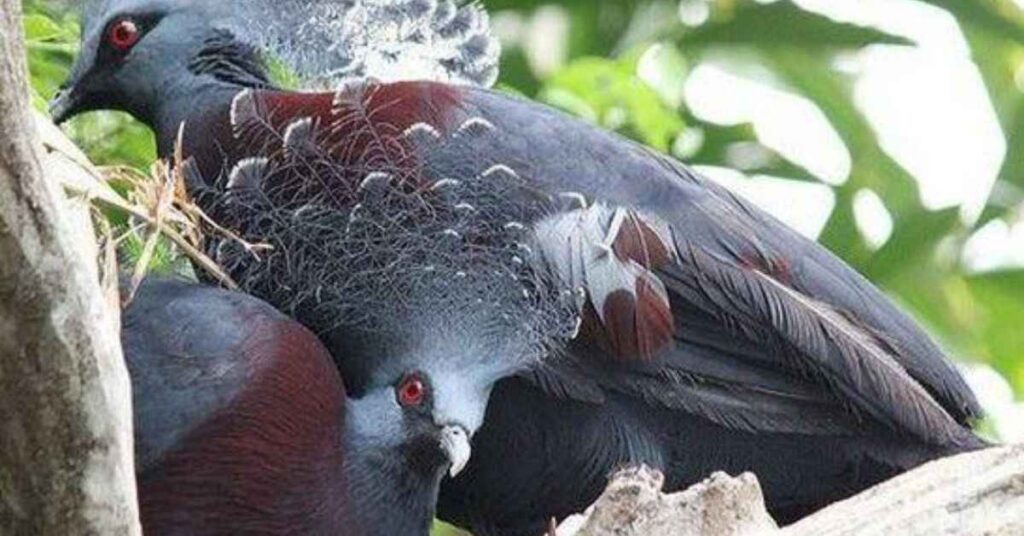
[652,242,976,446]
[443,85,979,444]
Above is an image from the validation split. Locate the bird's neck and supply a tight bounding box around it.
[152,81,245,157]
[152,32,273,157]
[343,442,443,536]
[342,395,443,536]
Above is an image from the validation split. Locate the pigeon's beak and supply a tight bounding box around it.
[50,50,97,125]
[48,85,80,125]
[439,424,471,478]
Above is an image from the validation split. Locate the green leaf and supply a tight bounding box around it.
[679,0,911,49]
[63,111,158,169]
[962,270,1024,393]
[497,46,541,97]
[981,104,1024,223]
[637,43,688,108]
[432,520,470,536]
[961,26,1024,226]
[539,54,685,151]
[766,49,926,270]
[864,207,962,283]
[23,13,65,42]
[265,55,302,90]
[687,119,820,183]
[121,233,192,277]
[490,0,645,59]
[22,5,79,53]
[924,0,1024,45]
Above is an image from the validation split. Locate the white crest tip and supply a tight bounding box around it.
[454,116,496,137]
[481,164,518,180]
[226,157,269,191]
[283,117,315,150]
[403,122,442,140]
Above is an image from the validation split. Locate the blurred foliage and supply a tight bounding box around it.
[539,51,686,150]
[489,0,1024,406]
[20,0,1024,433]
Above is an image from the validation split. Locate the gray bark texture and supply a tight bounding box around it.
[0,2,141,534]
[557,445,1024,536]
[555,467,778,536]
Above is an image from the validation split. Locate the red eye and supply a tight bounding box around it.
[397,374,427,407]
[108,19,141,52]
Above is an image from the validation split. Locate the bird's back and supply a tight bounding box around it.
[122,279,352,535]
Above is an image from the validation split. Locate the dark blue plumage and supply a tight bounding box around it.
[55,2,987,534]
[440,377,969,535]
[432,83,986,534]
[123,279,471,535]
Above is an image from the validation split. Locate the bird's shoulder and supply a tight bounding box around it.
[123,279,344,470]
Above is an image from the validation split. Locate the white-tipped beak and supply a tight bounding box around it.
[439,425,471,478]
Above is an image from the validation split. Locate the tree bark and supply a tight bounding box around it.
[558,445,1024,536]
[0,2,141,534]
[781,444,1024,536]
[555,467,778,536]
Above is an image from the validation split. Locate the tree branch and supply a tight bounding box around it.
[557,445,1024,536]
[0,2,141,534]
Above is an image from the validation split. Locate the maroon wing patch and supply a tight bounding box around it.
[535,204,676,361]
[180,81,467,190]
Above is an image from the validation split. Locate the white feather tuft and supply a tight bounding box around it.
[227,157,270,191]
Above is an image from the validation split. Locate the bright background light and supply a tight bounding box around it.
[498,0,1024,441]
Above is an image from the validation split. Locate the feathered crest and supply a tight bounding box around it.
[184,86,578,376]
[81,0,500,88]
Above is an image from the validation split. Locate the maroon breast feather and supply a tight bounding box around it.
[137,318,351,535]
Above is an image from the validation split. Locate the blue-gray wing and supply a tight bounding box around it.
[427,87,981,446]
[122,279,292,470]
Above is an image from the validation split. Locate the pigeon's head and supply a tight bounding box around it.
[49,1,238,126]
[349,370,474,482]
[344,370,478,534]
[51,0,499,127]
